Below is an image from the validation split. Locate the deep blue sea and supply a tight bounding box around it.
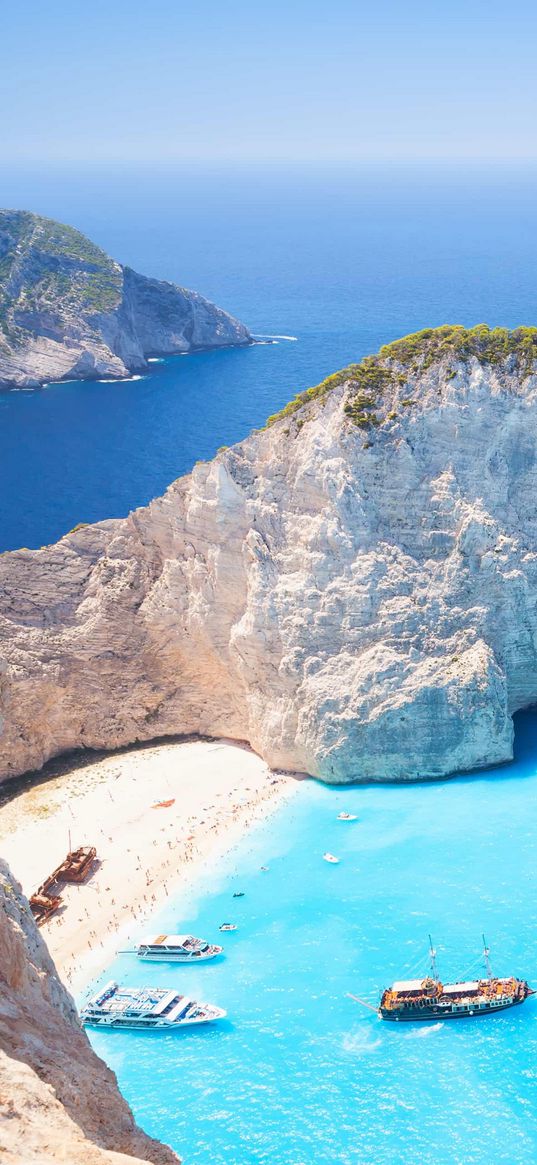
[86,710,537,1165]
[2,162,537,550]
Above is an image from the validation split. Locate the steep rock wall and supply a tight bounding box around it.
[0,860,179,1164]
[2,328,537,783]
[0,210,250,388]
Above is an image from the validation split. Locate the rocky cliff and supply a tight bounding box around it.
[2,325,537,783]
[0,860,179,1164]
[0,210,251,388]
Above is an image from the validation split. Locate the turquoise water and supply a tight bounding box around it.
[3,162,537,550]
[87,711,537,1164]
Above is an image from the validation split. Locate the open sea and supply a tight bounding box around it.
[2,161,537,551]
[4,163,537,1161]
[86,710,537,1165]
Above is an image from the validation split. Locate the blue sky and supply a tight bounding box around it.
[2,0,537,162]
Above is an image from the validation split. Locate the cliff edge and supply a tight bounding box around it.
[0,209,251,388]
[0,860,179,1164]
[2,325,537,783]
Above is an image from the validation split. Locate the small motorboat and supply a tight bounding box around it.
[219,923,237,932]
[323,853,340,864]
[233,892,245,898]
[337,812,358,821]
[81,982,226,1031]
[260,866,269,872]
[134,934,223,962]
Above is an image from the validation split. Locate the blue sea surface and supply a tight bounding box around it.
[2,162,537,550]
[86,711,537,1165]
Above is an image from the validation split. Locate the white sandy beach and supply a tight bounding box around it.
[0,738,299,993]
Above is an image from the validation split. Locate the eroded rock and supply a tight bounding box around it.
[0,210,251,389]
[0,860,179,1164]
[2,326,537,782]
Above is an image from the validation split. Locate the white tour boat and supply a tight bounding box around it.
[134,933,223,962]
[81,982,226,1030]
[323,852,340,864]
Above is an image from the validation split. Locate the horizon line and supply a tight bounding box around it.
[3,156,537,168]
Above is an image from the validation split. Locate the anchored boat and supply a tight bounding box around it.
[378,936,533,1022]
[135,934,223,962]
[81,982,226,1030]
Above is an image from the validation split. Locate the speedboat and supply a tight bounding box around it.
[81,982,226,1030]
[135,934,222,962]
[219,923,237,931]
[323,852,340,864]
[337,812,358,821]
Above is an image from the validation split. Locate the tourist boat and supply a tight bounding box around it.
[81,982,226,1030]
[135,934,223,962]
[378,937,533,1022]
[323,852,340,863]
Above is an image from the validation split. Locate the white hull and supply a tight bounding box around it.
[84,1012,226,1031]
[137,950,218,963]
[81,980,226,1032]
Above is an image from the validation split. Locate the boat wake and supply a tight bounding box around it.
[403,1022,443,1039]
[252,334,298,343]
[95,374,145,383]
[342,1030,383,1055]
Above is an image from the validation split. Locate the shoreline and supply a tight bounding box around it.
[0,738,301,995]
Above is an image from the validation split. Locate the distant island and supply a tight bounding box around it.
[0,210,251,389]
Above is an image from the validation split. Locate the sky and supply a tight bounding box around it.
[1,0,537,163]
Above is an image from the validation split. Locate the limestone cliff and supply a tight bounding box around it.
[2,325,537,783]
[0,860,179,1164]
[0,210,251,388]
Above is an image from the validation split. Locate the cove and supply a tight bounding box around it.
[86,709,537,1165]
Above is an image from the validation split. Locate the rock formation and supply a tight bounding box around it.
[0,210,251,389]
[2,324,537,783]
[0,860,179,1164]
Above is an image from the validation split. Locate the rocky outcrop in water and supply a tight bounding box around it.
[2,325,537,783]
[0,210,250,389]
[0,860,179,1164]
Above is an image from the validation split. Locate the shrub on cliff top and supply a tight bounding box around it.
[264,324,537,430]
[380,324,537,371]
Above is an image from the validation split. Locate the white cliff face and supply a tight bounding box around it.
[0,210,250,389]
[2,329,537,784]
[0,861,179,1164]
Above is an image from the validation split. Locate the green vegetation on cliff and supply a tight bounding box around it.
[0,212,122,326]
[379,324,537,371]
[0,208,250,386]
[264,324,537,431]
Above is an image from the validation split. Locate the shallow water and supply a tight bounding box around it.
[86,709,537,1164]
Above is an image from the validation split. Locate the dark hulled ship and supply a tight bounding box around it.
[379,937,532,1022]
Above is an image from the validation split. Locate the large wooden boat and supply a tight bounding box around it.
[379,937,533,1022]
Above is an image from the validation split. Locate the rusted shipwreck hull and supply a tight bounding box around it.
[59,846,97,882]
[30,846,97,925]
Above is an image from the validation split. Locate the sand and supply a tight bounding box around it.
[0,738,299,993]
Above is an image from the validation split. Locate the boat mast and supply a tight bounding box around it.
[482,934,493,980]
[428,934,438,981]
